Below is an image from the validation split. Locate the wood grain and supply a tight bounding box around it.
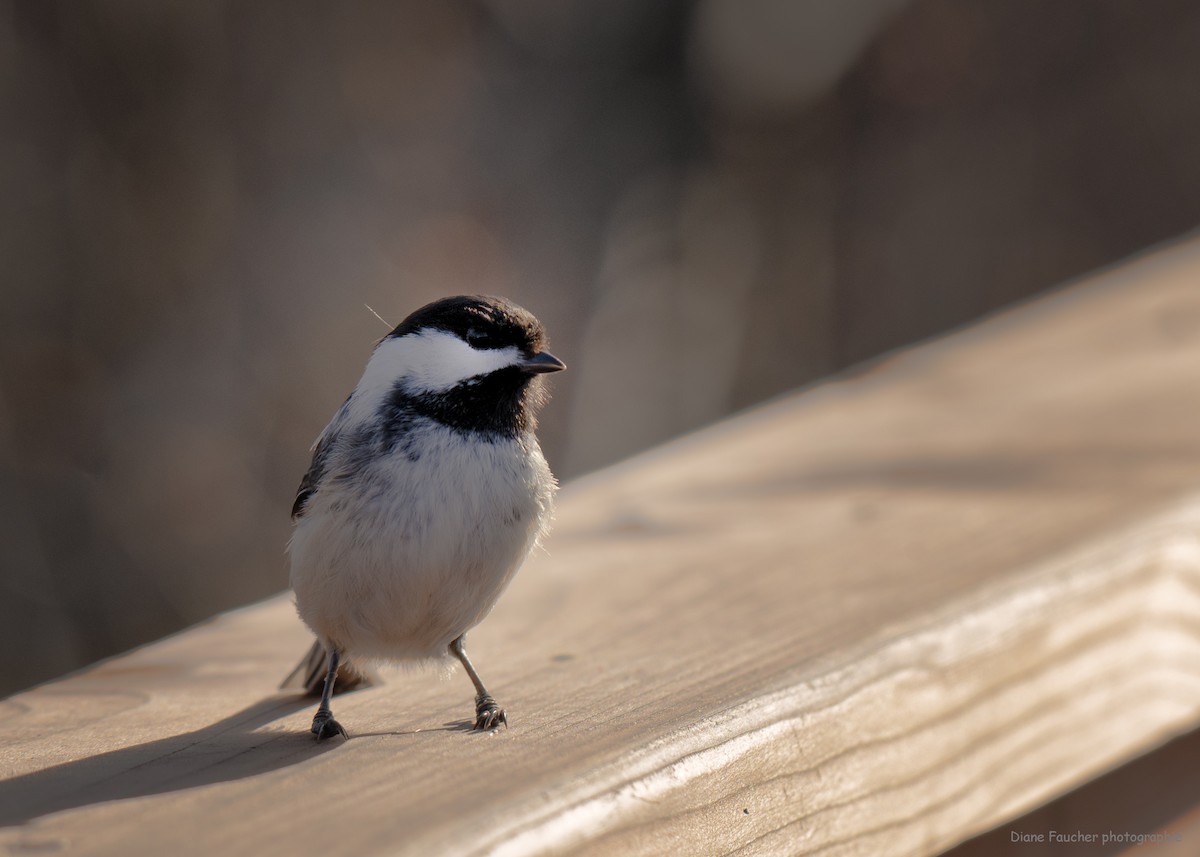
[946,721,1200,856]
[4,238,1200,856]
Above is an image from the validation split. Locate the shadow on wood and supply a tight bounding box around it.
[0,696,332,828]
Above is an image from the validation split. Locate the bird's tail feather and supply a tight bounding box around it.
[280,639,377,697]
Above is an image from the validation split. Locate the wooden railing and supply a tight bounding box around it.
[4,237,1200,856]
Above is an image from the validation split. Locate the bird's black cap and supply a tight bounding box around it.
[387,295,549,357]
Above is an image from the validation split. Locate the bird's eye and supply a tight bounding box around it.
[465,327,491,347]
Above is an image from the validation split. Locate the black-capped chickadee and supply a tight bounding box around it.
[283,295,565,739]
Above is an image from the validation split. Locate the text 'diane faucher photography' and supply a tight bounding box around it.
[1010,829,1182,847]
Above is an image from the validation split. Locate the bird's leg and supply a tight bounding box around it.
[311,647,349,740]
[449,634,507,731]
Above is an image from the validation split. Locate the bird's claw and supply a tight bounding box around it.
[474,694,507,732]
[312,711,349,741]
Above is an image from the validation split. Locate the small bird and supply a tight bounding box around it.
[283,295,565,739]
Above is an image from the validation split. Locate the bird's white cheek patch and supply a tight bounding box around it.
[357,330,521,399]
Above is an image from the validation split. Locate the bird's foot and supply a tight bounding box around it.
[474,694,507,732]
[311,710,349,741]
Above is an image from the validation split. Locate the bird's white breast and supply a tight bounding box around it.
[289,421,555,662]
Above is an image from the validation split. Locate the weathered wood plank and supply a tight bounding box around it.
[946,725,1200,856]
[4,238,1200,856]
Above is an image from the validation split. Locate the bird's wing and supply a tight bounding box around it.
[291,429,337,520]
[292,392,360,520]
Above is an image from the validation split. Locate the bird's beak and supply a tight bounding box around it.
[520,350,566,374]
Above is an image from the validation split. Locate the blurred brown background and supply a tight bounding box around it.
[3,0,1200,696]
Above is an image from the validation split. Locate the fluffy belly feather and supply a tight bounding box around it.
[289,430,553,661]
